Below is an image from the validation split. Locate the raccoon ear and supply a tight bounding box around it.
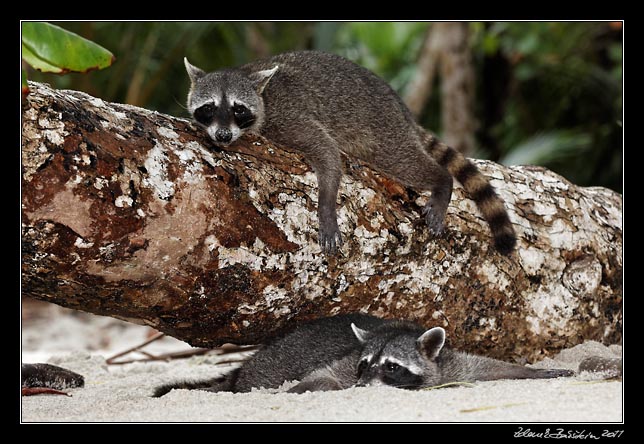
[351,323,370,344]
[249,65,279,94]
[417,327,445,361]
[184,57,205,82]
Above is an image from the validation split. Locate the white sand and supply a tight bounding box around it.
[21,306,623,423]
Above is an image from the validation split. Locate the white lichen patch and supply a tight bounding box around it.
[376,263,443,297]
[24,108,39,121]
[293,171,318,191]
[218,246,265,271]
[74,237,94,249]
[336,274,349,294]
[518,247,547,275]
[157,126,179,139]
[93,177,108,190]
[512,180,542,201]
[38,115,64,130]
[89,97,105,108]
[478,317,497,329]
[188,141,218,169]
[414,194,430,208]
[581,190,623,231]
[22,108,67,182]
[69,174,83,185]
[474,160,505,180]
[524,284,578,336]
[238,285,291,316]
[115,195,133,208]
[267,194,317,249]
[263,285,288,304]
[353,225,388,256]
[531,201,558,218]
[354,186,377,209]
[547,218,575,249]
[44,129,65,146]
[80,153,91,165]
[143,142,175,200]
[174,148,204,184]
[238,303,260,315]
[112,110,128,120]
[204,234,221,252]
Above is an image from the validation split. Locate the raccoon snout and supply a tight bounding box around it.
[215,128,233,143]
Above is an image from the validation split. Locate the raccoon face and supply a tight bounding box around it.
[351,323,445,389]
[184,58,278,146]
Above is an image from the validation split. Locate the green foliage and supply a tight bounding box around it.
[333,22,428,91]
[21,22,114,92]
[24,22,622,192]
[471,22,622,191]
[500,130,593,166]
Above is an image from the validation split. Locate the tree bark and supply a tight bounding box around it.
[404,22,478,155]
[403,26,439,117]
[437,22,478,156]
[21,83,622,362]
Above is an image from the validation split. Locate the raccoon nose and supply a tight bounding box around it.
[215,128,233,143]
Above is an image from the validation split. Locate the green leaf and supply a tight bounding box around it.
[22,42,62,73]
[21,22,115,74]
[500,130,592,166]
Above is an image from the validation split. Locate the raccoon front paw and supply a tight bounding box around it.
[318,223,343,255]
[422,203,446,236]
[287,378,343,393]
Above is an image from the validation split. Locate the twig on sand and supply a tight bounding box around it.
[22,387,72,397]
[106,332,165,364]
[106,332,259,365]
[422,381,476,390]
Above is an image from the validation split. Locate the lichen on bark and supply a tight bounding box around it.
[21,82,622,362]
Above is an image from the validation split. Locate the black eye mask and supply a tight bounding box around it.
[193,103,216,125]
[232,103,256,129]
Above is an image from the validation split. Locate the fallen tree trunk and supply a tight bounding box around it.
[21,82,622,362]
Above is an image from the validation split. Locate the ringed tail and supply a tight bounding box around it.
[152,370,238,397]
[422,131,517,254]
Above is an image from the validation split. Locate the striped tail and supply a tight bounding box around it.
[152,370,239,397]
[422,131,517,255]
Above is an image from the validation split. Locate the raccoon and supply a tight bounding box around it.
[183,51,517,256]
[153,314,573,396]
[21,363,85,390]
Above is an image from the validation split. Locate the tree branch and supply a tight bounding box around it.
[21,82,622,362]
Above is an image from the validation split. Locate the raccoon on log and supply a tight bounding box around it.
[183,51,517,255]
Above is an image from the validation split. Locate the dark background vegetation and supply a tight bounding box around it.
[27,21,622,192]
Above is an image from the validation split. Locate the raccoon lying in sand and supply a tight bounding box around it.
[153,314,573,396]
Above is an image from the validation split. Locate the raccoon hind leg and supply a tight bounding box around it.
[287,354,359,394]
[372,144,453,235]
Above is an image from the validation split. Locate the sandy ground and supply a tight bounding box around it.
[21,302,623,423]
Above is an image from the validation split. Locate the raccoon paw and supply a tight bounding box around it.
[422,202,446,236]
[539,368,576,378]
[287,377,343,394]
[318,223,343,255]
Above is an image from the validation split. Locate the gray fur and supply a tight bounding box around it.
[153,314,573,396]
[22,363,85,390]
[183,51,517,255]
